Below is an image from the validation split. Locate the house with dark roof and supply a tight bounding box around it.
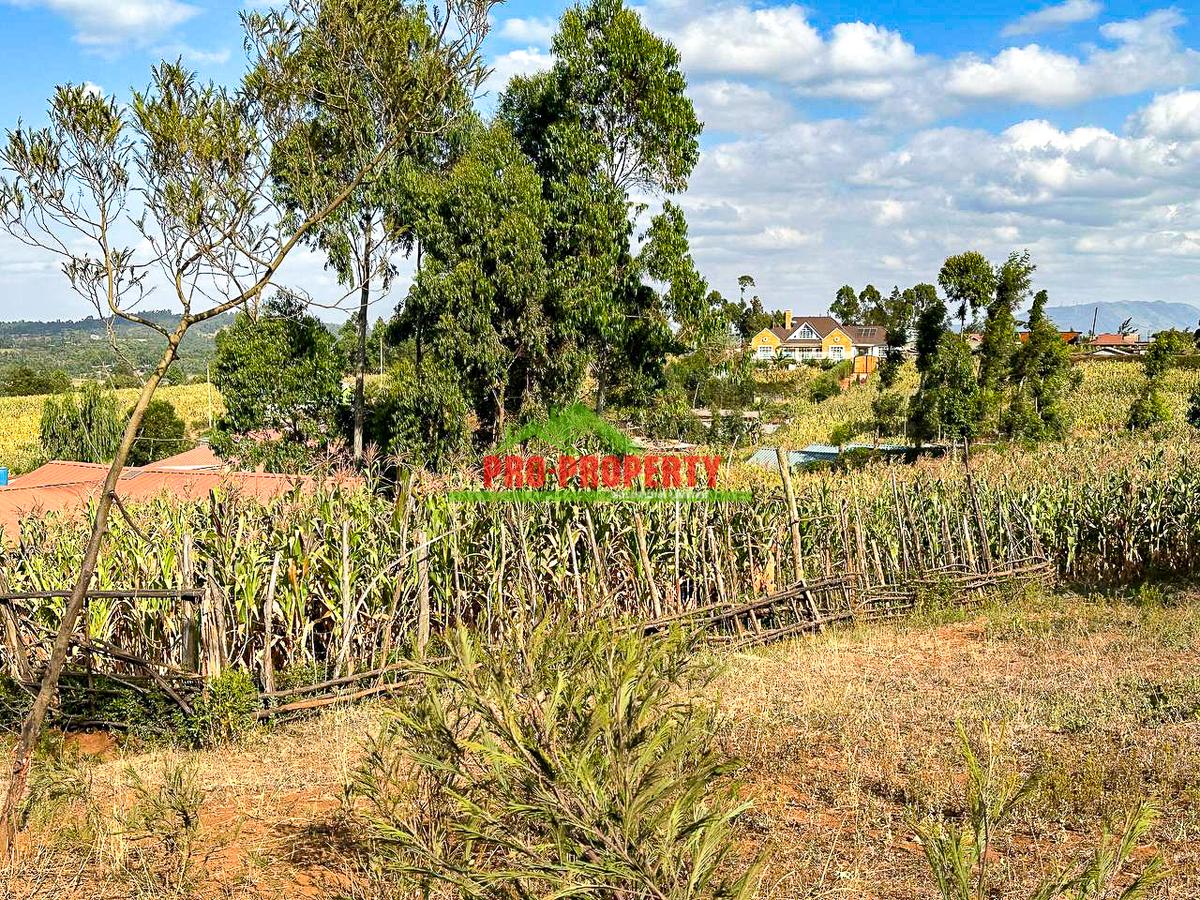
[747,311,887,363]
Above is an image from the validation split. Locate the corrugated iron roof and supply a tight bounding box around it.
[0,450,347,543]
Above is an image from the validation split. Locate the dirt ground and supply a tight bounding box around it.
[5,584,1200,899]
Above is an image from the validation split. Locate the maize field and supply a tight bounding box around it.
[1,436,1198,699]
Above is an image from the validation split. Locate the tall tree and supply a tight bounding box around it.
[1005,289,1076,439]
[978,250,1034,394]
[856,285,882,324]
[737,274,756,302]
[909,332,982,444]
[499,0,703,412]
[0,0,494,849]
[831,284,861,323]
[211,293,345,467]
[266,0,478,461]
[939,251,995,332]
[396,122,554,441]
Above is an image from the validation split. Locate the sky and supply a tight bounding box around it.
[0,0,1197,324]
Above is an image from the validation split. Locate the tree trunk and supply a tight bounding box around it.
[0,328,184,858]
[353,217,374,462]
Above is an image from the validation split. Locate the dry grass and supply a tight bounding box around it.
[717,585,1200,898]
[5,586,1200,898]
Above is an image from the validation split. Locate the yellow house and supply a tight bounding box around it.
[749,314,886,364]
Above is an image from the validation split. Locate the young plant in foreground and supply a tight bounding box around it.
[350,621,758,898]
[913,722,1167,900]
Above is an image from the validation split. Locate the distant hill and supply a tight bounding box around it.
[0,309,239,379]
[1041,301,1200,337]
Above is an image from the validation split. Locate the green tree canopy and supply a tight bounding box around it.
[211,294,345,462]
[1,365,70,397]
[831,285,861,324]
[127,399,189,467]
[909,332,982,444]
[939,251,995,330]
[498,0,704,412]
[40,382,123,463]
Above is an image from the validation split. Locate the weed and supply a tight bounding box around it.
[913,723,1166,899]
[185,669,258,748]
[119,760,208,897]
[349,620,759,899]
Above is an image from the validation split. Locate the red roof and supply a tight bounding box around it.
[0,446,347,542]
[1093,333,1140,346]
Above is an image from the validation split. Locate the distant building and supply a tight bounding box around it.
[748,313,887,363]
[1092,332,1141,346]
[1018,330,1082,345]
[0,445,345,542]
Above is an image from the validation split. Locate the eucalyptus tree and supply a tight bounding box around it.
[979,250,1034,393]
[939,251,996,332]
[0,0,493,851]
[499,0,704,412]
[266,0,478,460]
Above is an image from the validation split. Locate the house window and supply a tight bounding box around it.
[796,324,818,340]
[829,345,844,359]
[756,346,772,359]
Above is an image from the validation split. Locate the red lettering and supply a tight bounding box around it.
[622,455,642,488]
[557,455,578,487]
[661,455,681,488]
[580,455,599,488]
[483,455,502,488]
[600,455,621,488]
[503,455,524,488]
[643,455,661,488]
[703,455,722,489]
[685,455,700,487]
[525,455,546,489]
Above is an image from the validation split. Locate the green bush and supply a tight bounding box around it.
[913,723,1166,900]
[39,381,124,463]
[0,364,70,396]
[1127,383,1171,430]
[185,670,259,748]
[350,621,757,898]
[127,398,189,466]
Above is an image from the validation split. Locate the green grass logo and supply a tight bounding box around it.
[496,403,635,456]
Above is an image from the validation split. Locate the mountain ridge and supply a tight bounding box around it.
[1040,300,1200,336]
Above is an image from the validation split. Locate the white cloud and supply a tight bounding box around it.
[1133,89,1200,141]
[1002,0,1102,37]
[486,48,554,92]
[689,80,793,133]
[647,4,922,99]
[497,16,557,46]
[157,44,232,66]
[677,85,1200,313]
[947,9,1200,106]
[7,0,199,47]
[745,226,814,249]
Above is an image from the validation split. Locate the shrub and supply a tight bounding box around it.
[365,359,471,471]
[39,381,123,462]
[186,669,259,748]
[127,398,189,466]
[350,621,757,899]
[1127,383,1171,430]
[0,364,70,396]
[912,722,1166,900]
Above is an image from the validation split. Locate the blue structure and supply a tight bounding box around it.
[748,444,913,469]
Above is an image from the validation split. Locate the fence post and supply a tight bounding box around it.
[416,530,430,658]
[180,534,197,673]
[633,512,663,618]
[262,552,280,694]
[776,447,806,582]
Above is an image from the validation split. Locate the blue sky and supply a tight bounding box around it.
[0,0,1198,323]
